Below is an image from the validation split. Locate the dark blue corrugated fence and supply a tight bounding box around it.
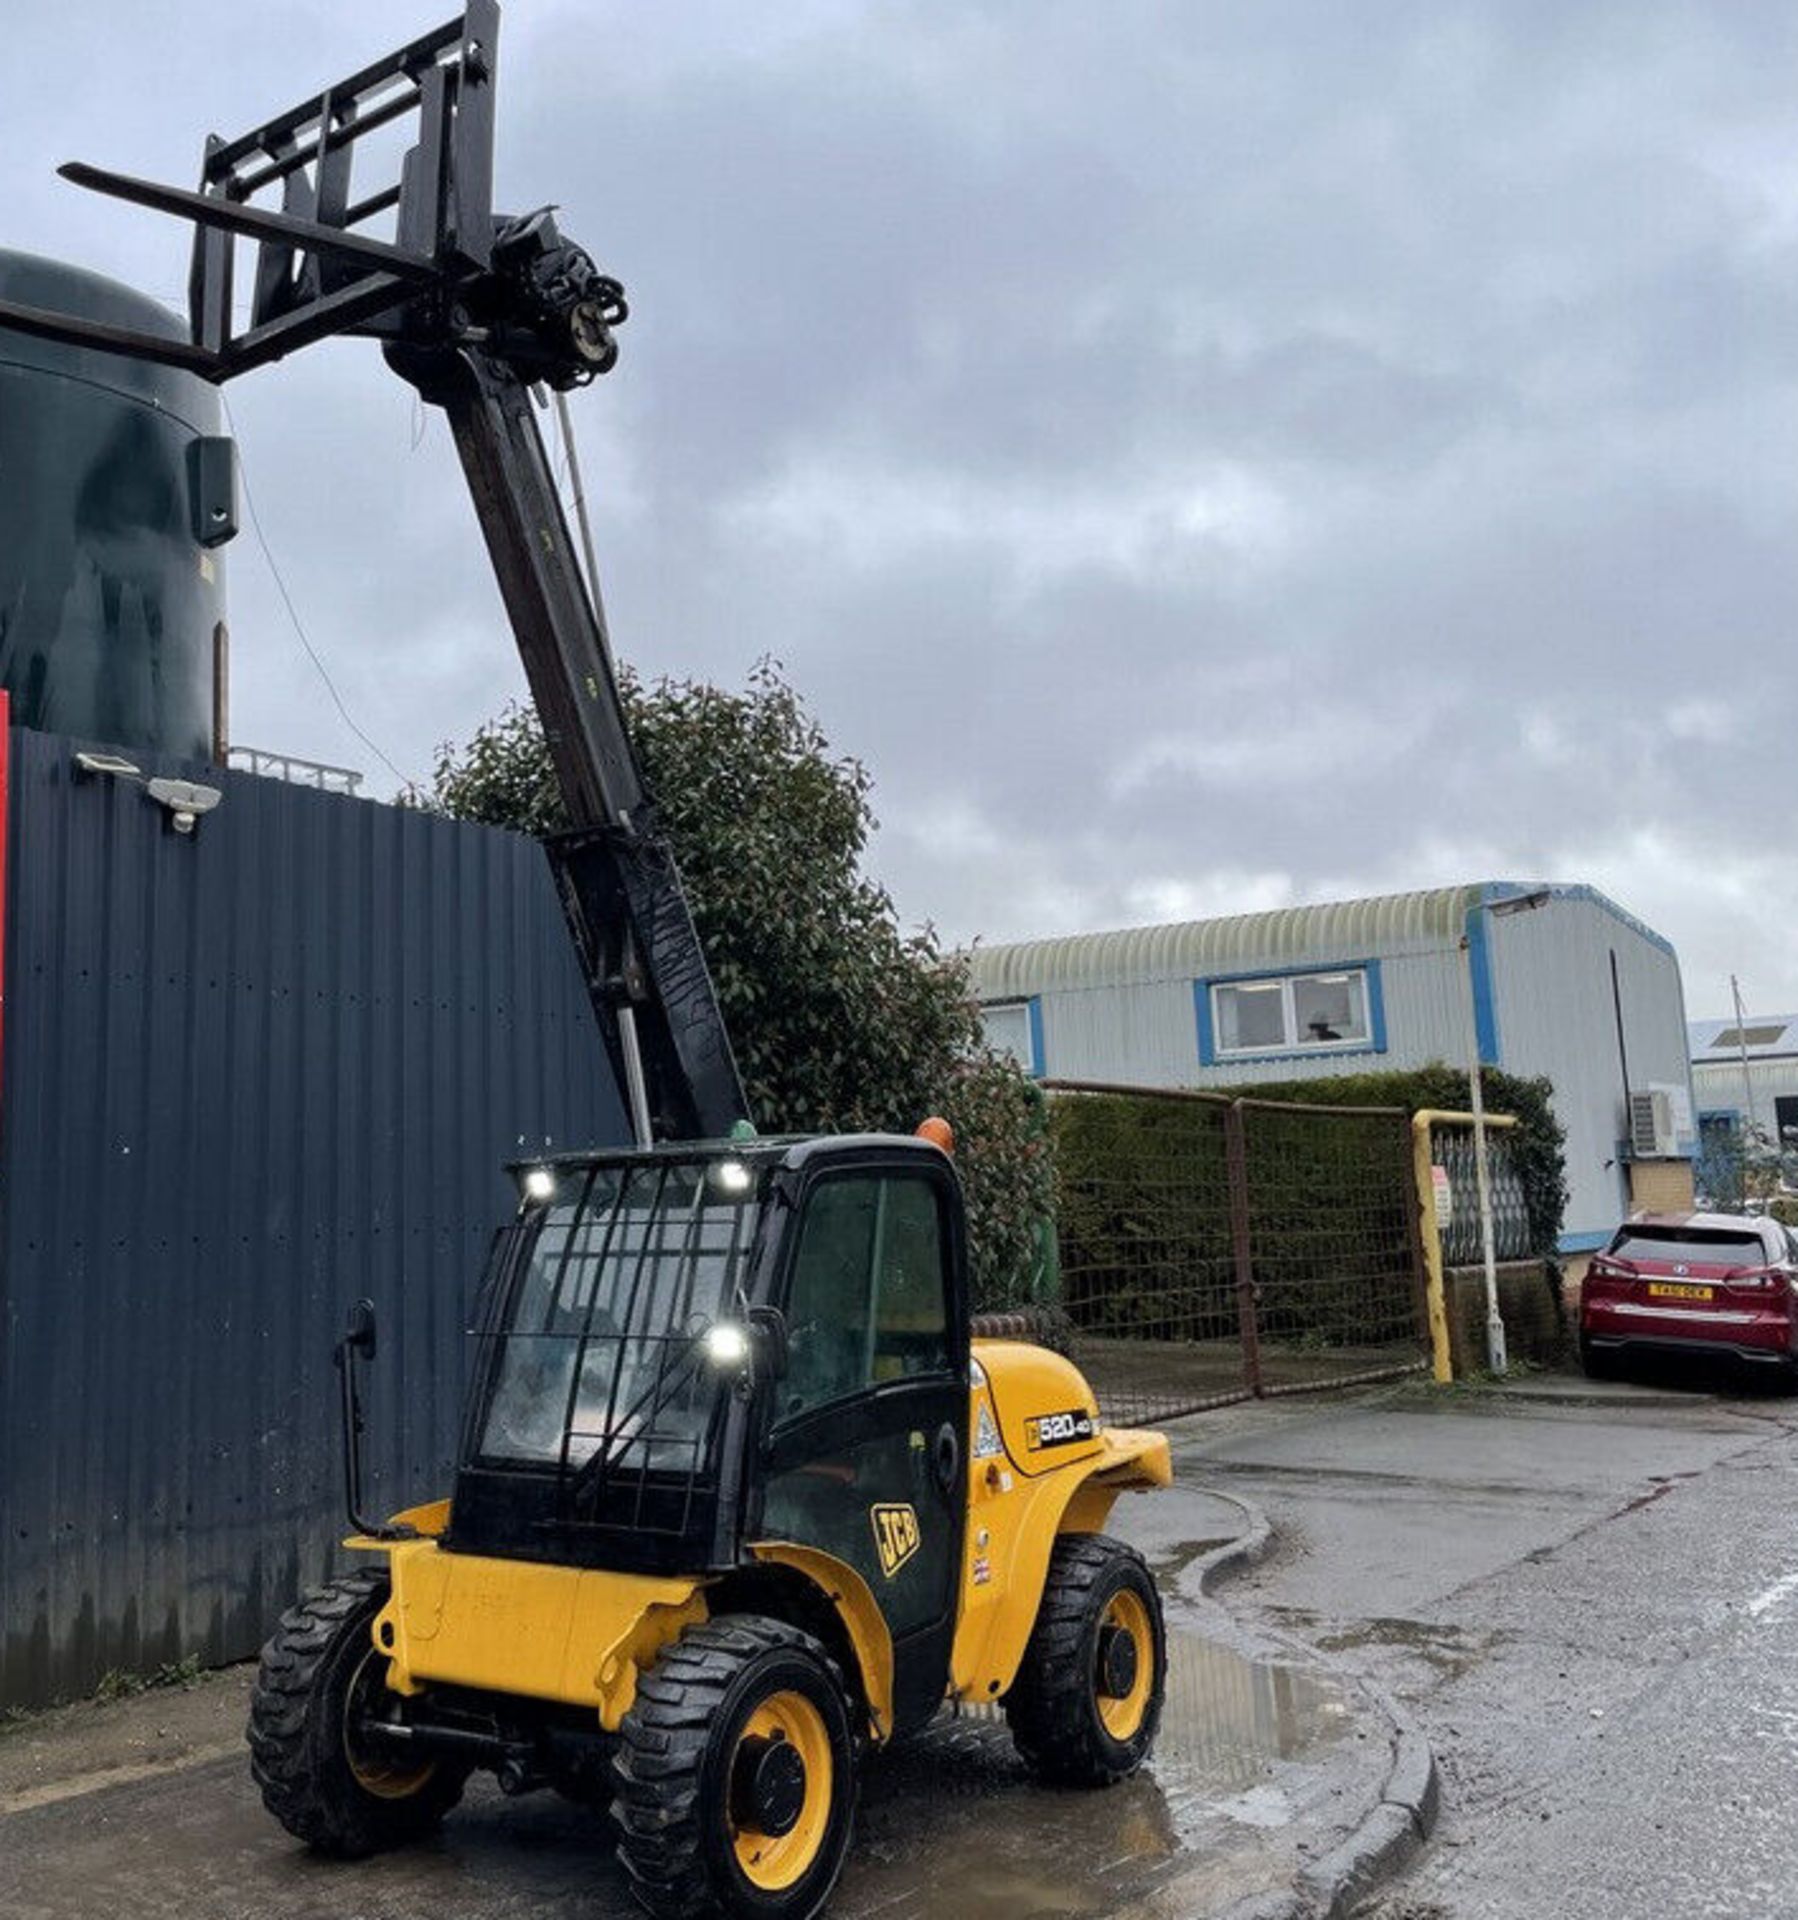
[0,725,626,1705]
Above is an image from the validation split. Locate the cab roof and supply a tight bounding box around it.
[508,1132,952,1178]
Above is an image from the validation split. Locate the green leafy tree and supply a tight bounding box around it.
[431,661,1053,1308]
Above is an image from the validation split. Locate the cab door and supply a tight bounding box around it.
[757,1161,968,1734]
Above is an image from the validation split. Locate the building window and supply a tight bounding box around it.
[1291,970,1368,1046]
[1201,965,1380,1063]
[981,999,1042,1075]
[1217,978,1286,1052]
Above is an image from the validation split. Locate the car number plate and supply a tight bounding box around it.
[1647,1281,1713,1301]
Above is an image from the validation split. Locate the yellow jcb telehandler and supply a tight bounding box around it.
[4,13,1179,1911]
[250,1130,1171,1918]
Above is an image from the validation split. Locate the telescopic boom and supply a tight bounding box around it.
[0,3,749,1142]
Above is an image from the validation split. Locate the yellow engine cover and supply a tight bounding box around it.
[976,1342,1105,1475]
[951,1339,1171,1703]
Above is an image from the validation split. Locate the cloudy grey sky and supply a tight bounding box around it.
[10,1,1797,1018]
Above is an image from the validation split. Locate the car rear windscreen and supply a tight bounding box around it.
[1609,1226,1768,1268]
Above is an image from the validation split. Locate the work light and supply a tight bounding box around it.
[703,1322,750,1368]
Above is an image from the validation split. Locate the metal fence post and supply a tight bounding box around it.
[1226,1101,1264,1396]
[1412,1113,1455,1383]
[1396,1110,1433,1356]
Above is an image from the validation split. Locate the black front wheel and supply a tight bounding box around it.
[612,1614,857,1920]
[1006,1533,1167,1787]
[248,1567,468,1857]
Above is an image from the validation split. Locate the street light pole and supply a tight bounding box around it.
[1728,972,1763,1208]
[1454,889,1552,1378]
[1458,930,1507,1376]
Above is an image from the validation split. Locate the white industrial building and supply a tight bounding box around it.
[1689,1017,1798,1152]
[970,882,1696,1253]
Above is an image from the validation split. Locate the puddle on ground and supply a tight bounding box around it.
[1312,1615,1491,1680]
[1146,1538,1236,1586]
[841,1629,1353,1919]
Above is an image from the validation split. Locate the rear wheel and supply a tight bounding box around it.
[612,1615,856,1920]
[1742,1351,1798,1395]
[248,1568,468,1857]
[1579,1336,1620,1381]
[1006,1534,1166,1787]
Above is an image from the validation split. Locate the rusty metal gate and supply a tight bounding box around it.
[1048,1082,1430,1425]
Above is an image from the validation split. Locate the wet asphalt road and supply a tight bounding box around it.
[0,1487,1382,1920]
[0,1651,1327,1920]
[1197,1372,1798,1920]
[8,1371,1778,1919]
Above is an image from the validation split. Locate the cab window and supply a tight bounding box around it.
[780,1174,951,1420]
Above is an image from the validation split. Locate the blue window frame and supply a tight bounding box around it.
[1195,961,1387,1067]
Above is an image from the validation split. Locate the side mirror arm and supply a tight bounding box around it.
[334,1299,416,1541]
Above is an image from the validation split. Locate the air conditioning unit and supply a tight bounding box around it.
[1629,1087,1680,1160]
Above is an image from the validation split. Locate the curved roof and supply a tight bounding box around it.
[968,880,1667,998]
[0,248,213,429]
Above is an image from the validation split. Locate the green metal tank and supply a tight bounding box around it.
[0,249,233,761]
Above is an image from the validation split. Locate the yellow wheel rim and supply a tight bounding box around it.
[1096,1590,1155,1742]
[343,1648,437,1801]
[730,1689,834,1892]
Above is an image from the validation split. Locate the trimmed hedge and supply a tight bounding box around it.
[1215,1062,1568,1258]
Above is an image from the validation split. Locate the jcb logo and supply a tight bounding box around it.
[871,1503,921,1578]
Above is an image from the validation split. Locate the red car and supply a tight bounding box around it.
[1581,1211,1798,1384]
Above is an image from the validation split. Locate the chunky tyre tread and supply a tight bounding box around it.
[1006,1532,1165,1788]
[611,1616,850,1920]
[248,1567,465,1857]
